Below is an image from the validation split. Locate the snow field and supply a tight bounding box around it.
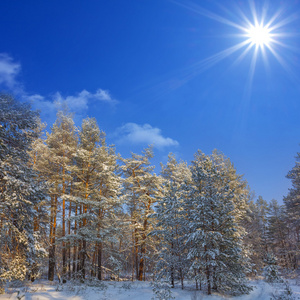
[1,279,299,300]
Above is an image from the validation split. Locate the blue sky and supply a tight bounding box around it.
[1,0,300,202]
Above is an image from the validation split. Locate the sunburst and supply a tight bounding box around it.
[246,23,272,47]
[171,0,297,87]
[142,1,298,102]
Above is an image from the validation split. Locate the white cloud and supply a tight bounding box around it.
[116,123,179,149]
[25,89,117,121]
[53,91,89,111]
[26,94,57,116]
[0,52,117,114]
[94,89,116,103]
[0,53,21,89]
[53,89,118,112]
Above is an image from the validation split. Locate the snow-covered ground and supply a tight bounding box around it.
[0,279,299,300]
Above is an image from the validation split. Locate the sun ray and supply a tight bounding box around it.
[173,0,297,67]
[268,13,298,31]
[261,43,269,64]
[170,41,253,88]
[149,0,299,99]
[237,45,259,130]
[132,0,298,107]
[193,40,250,69]
[260,1,269,25]
[171,0,246,31]
[139,40,252,100]
[265,9,282,28]
[266,44,294,76]
[249,0,259,26]
[236,4,258,30]
[233,43,254,66]
[271,39,298,52]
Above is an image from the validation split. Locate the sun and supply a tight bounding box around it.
[246,24,272,47]
[169,0,296,96]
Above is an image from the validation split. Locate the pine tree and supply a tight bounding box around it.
[185,150,251,295]
[284,150,300,270]
[210,150,250,230]
[267,200,292,270]
[245,196,269,274]
[264,252,280,283]
[121,147,162,281]
[36,109,78,281]
[0,94,46,288]
[151,154,191,289]
[27,117,48,281]
[70,117,121,281]
[28,118,48,235]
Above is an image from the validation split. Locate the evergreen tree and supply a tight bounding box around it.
[28,118,48,235]
[264,252,281,283]
[27,117,48,281]
[121,147,163,281]
[152,154,191,289]
[0,94,46,288]
[69,117,121,281]
[185,150,251,295]
[36,109,78,281]
[267,200,292,270]
[284,150,300,270]
[245,196,269,274]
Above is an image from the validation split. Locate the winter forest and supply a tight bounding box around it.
[0,94,299,299]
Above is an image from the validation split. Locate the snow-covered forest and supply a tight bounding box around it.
[0,94,299,299]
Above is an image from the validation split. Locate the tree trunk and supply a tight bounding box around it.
[138,239,145,281]
[81,240,86,280]
[206,266,211,295]
[48,195,57,281]
[131,232,135,281]
[97,242,102,280]
[213,266,217,291]
[138,221,147,281]
[77,241,82,277]
[180,268,184,290]
[48,245,56,281]
[205,245,211,295]
[73,205,77,278]
[134,228,139,279]
[73,241,77,278]
[62,177,67,283]
[68,201,71,280]
[170,242,174,288]
[138,197,152,281]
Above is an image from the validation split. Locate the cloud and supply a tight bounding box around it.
[23,89,118,124]
[53,91,89,111]
[94,89,116,103]
[116,123,179,149]
[0,53,21,89]
[26,94,57,118]
[0,52,117,115]
[25,89,117,120]
[53,89,117,112]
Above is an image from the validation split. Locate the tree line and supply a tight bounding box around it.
[0,94,299,295]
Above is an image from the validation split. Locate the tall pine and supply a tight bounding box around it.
[185,150,251,295]
[121,147,162,280]
[0,95,46,288]
[152,154,191,289]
